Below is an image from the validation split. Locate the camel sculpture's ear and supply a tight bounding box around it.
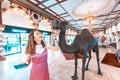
[52,20,61,30]
[63,21,68,24]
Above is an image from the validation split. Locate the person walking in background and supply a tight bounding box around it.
[24,29,59,80]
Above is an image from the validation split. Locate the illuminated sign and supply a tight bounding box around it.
[12,29,27,33]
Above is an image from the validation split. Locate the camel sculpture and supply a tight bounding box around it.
[52,20,102,80]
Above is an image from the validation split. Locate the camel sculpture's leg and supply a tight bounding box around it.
[85,50,92,70]
[71,53,78,80]
[95,46,102,75]
[82,53,87,80]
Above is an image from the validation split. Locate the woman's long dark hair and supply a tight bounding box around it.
[25,29,45,54]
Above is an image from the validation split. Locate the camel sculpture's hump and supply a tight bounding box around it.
[80,29,95,42]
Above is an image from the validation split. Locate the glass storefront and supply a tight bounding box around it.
[2,33,21,55]
[2,25,51,56]
[2,32,29,56]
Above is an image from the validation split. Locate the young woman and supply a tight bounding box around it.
[25,29,59,80]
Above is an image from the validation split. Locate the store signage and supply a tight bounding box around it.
[12,29,27,33]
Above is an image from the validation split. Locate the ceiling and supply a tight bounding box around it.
[8,0,120,33]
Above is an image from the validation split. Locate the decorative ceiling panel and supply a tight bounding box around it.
[50,4,66,14]
[43,0,57,6]
[113,4,120,11]
[9,0,120,33]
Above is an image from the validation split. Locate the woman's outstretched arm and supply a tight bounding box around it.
[48,40,59,51]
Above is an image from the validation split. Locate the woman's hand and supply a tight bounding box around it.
[20,55,31,68]
[52,30,59,40]
[20,62,28,68]
[53,34,57,40]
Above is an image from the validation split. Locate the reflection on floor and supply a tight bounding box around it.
[0,47,120,80]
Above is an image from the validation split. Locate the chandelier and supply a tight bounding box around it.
[84,7,96,29]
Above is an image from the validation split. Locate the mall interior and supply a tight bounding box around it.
[0,0,120,80]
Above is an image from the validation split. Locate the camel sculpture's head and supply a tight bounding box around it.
[52,20,68,34]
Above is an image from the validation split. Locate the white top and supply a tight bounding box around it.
[35,44,45,54]
[35,44,50,54]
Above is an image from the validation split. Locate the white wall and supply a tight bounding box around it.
[2,10,34,29]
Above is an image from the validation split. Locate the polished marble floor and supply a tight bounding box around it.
[0,47,120,80]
